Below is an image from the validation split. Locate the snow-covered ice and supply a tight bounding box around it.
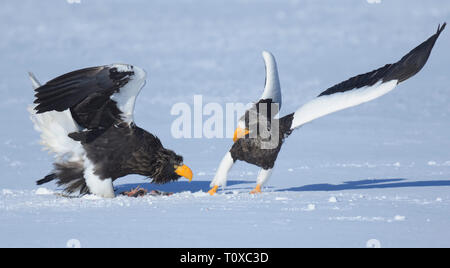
[35,187,54,196]
[0,0,449,247]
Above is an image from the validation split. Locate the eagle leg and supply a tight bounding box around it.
[250,184,262,194]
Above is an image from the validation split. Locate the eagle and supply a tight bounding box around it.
[29,64,193,198]
[208,23,446,195]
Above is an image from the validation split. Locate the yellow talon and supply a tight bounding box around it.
[208,185,219,196]
[250,184,262,194]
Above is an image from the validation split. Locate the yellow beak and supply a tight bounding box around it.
[233,127,250,142]
[175,164,193,182]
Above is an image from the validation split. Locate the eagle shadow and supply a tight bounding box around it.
[115,178,450,195]
[115,180,250,194]
[279,178,450,192]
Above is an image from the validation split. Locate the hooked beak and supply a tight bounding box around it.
[233,127,250,142]
[175,164,193,182]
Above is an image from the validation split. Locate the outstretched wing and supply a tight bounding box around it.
[237,51,282,131]
[290,23,446,130]
[33,64,147,130]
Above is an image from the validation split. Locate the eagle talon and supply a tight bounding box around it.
[250,184,262,194]
[208,185,219,196]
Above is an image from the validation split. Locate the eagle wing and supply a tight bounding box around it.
[290,23,445,130]
[34,64,147,130]
[260,51,282,109]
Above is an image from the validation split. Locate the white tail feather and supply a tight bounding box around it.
[290,80,398,130]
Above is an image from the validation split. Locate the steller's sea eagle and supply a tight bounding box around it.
[29,64,193,198]
[208,23,446,195]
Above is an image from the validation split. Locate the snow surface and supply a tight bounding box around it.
[0,0,449,248]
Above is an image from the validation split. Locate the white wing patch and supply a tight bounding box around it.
[28,73,84,162]
[110,64,147,124]
[29,107,84,162]
[260,51,282,108]
[290,80,398,130]
[236,51,282,127]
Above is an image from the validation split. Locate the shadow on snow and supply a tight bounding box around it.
[115,178,450,195]
[114,180,251,194]
[279,178,450,192]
